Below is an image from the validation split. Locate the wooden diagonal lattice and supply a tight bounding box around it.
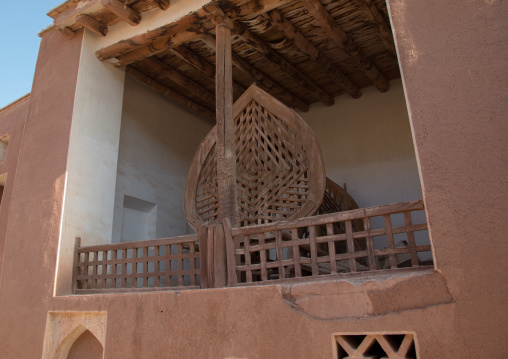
[185,84,325,230]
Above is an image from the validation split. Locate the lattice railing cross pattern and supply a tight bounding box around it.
[225,200,432,286]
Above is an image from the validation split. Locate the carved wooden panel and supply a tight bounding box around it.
[185,84,326,230]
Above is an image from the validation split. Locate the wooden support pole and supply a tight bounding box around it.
[153,0,170,11]
[201,34,309,112]
[234,22,335,106]
[267,9,361,99]
[302,0,389,92]
[126,66,215,122]
[144,57,216,106]
[76,14,108,37]
[102,0,141,26]
[213,11,240,227]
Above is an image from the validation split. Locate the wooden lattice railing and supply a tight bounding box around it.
[73,200,433,293]
[73,234,205,294]
[224,200,433,286]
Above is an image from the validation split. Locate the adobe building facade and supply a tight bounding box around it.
[0,0,507,358]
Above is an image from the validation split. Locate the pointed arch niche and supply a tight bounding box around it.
[42,312,107,359]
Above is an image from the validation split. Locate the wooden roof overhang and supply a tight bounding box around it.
[48,0,400,123]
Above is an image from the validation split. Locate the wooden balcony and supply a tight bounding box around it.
[73,200,433,294]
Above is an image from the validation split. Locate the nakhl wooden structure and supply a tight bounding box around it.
[71,1,431,293]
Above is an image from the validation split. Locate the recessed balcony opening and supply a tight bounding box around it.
[55,0,433,295]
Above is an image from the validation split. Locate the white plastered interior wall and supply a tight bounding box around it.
[111,75,213,243]
[56,29,126,295]
[301,79,421,208]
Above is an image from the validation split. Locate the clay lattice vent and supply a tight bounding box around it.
[335,334,417,359]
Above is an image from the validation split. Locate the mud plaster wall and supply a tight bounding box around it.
[0,97,29,285]
[387,0,508,356]
[0,1,506,358]
[111,76,213,242]
[301,79,421,208]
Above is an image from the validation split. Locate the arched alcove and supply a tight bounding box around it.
[66,329,103,359]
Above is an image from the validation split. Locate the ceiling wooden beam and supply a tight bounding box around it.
[126,66,215,123]
[76,14,108,37]
[96,0,295,61]
[233,22,335,106]
[358,0,396,55]
[144,57,216,106]
[101,0,141,26]
[169,46,246,98]
[266,10,361,99]
[201,34,309,112]
[152,0,170,11]
[109,31,201,66]
[302,0,389,92]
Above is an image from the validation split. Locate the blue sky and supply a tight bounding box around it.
[0,1,63,108]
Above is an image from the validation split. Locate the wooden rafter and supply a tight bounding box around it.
[144,57,215,107]
[302,0,389,92]
[169,46,246,98]
[126,66,215,122]
[233,22,335,106]
[110,31,202,66]
[76,14,108,37]
[266,10,361,99]
[358,0,396,55]
[101,0,141,26]
[152,0,170,11]
[95,0,296,61]
[201,34,309,112]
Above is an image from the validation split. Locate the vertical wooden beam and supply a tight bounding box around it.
[211,9,240,227]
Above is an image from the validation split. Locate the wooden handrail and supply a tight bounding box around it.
[230,200,424,236]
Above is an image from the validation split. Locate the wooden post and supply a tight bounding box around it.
[211,8,239,227]
[72,237,81,293]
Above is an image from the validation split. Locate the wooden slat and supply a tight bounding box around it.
[169,46,246,98]
[309,225,319,275]
[198,223,209,288]
[404,212,420,267]
[363,217,377,270]
[72,237,81,292]
[302,0,389,92]
[234,22,335,106]
[101,0,141,26]
[258,232,268,281]
[291,228,302,277]
[358,0,396,55]
[112,31,201,66]
[326,223,337,274]
[266,9,361,99]
[125,66,215,123]
[152,0,170,11]
[223,218,238,286]
[76,14,108,37]
[383,214,398,269]
[230,201,424,236]
[144,57,215,107]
